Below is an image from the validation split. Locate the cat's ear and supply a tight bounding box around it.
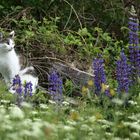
[9,31,15,38]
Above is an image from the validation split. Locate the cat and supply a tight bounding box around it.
[0,31,20,87]
[0,31,38,93]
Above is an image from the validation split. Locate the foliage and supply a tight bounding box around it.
[0,0,140,36]
[0,84,139,140]
[0,1,139,140]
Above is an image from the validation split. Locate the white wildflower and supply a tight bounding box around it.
[6,133,18,140]
[40,103,49,109]
[33,118,42,121]
[101,124,110,129]
[49,100,56,104]
[2,123,13,131]
[105,132,113,136]
[0,107,6,115]
[88,132,95,136]
[30,121,44,137]
[128,100,137,105]
[19,130,32,137]
[63,133,74,140]
[63,125,74,131]
[31,111,38,115]
[98,119,113,126]
[21,102,32,108]
[115,111,123,116]
[131,132,140,139]
[130,122,140,131]
[9,106,24,119]
[62,101,70,106]
[80,124,90,131]
[66,120,77,126]
[128,114,137,121]
[1,100,10,104]
[20,119,32,127]
[112,98,123,105]
[123,121,140,131]
[88,116,96,123]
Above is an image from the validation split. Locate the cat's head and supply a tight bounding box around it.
[0,31,15,53]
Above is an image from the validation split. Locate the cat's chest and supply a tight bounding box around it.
[0,52,18,69]
[0,56,10,73]
[0,54,9,66]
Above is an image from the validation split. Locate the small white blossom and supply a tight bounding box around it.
[40,104,49,109]
[131,132,140,139]
[21,102,32,108]
[112,98,123,105]
[62,101,70,106]
[49,100,56,104]
[88,116,96,123]
[9,106,24,119]
[128,100,137,105]
[66,120,77,126]
[63,125,74,131]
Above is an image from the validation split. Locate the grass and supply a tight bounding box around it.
[0,80,140,140]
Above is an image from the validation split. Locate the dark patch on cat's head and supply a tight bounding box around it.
[0,31,15,43]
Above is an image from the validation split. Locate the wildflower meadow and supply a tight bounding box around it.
[0,2,140,140]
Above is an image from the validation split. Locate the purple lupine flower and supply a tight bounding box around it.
[116,51,131,93]
[48,71,63,102]
[128,6,140,78]
[92,57,106,95]
[12,75,22,95]
[24,82,33,97]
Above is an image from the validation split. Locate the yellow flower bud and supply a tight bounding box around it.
[110,89,115,96]
[82,86,88,93]
[69,111,79,121]
[101,83,109,92]
[87,80,93,86]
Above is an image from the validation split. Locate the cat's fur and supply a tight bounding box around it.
[0,31,38,93]
[0,31,20,86]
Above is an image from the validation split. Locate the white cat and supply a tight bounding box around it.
[0,31,38,93]
[0,31,20,87]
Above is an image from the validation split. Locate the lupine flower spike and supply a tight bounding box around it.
[12,75,22,95]
[116,51,131,93]
[93,57,107,95]
[24,82,33,97]
[48,70,63,103]
[11,75,23,106]
[129,6,140,79]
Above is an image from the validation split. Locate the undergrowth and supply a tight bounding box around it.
[0,3,139,140]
